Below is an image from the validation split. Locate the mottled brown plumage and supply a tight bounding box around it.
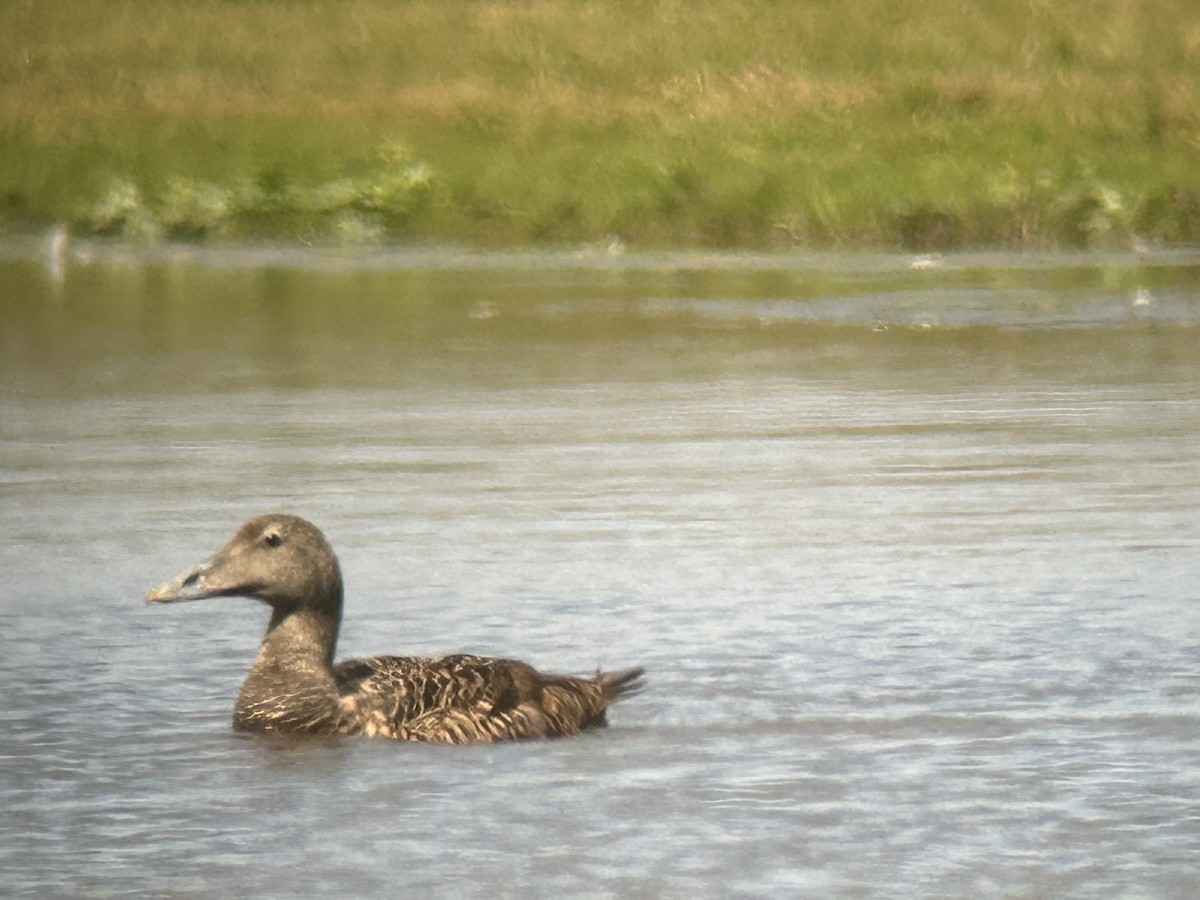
[145,514,644,743]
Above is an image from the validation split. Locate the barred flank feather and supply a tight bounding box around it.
[332,655,645,743]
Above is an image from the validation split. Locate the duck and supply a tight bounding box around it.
[145,514,644,743]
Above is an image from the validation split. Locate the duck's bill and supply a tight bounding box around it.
[145,564,219,603]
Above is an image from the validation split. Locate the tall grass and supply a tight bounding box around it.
[2,0,1197,247]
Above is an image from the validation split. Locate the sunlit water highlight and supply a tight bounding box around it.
[2,238,1198,897]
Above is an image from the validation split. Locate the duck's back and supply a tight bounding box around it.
[333,654,643,743]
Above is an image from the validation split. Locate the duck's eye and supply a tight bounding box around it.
[263,531,283,548]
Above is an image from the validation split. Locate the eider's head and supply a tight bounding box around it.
[145,514,342,613]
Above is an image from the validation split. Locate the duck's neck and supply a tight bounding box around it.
[257,602,341,671]
[234,598,344,733]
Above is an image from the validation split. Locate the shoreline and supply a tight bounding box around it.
[7,227,1200,277]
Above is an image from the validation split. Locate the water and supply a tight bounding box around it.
[2,237,1199,897]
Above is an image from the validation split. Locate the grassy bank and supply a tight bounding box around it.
[2,0,1198,249]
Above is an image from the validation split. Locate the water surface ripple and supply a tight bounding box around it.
[1,243,1198,897]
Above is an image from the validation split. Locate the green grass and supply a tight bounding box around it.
[2,0,1198,248]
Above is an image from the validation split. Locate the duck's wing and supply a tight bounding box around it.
[332,654,644,744]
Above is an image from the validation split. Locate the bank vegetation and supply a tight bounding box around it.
[2,0,1198,248]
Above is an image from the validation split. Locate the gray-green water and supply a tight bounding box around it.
[2,237,1199,897]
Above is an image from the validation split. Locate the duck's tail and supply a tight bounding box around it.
[598,666,646,703]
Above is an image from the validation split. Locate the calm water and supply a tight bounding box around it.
[2,237,1199,897]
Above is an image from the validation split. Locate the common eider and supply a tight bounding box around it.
[145,514,644,743]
